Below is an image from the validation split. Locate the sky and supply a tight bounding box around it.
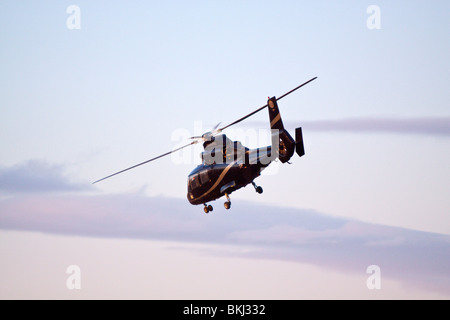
[0,1,449,299]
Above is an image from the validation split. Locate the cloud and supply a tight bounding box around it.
[0,160,90,195]
[0,159,448,296]
[0,192,449,296]
[236,116,450,137]
[292,116,450,136]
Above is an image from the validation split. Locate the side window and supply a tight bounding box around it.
[199,170,209,184]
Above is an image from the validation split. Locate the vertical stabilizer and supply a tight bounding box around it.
[268,97,295,163]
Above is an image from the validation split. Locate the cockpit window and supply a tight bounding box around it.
[199,170,209,184]
[189,170,210,190]
[190,174,201,189]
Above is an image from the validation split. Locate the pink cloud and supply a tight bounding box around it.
[0,159,448,296]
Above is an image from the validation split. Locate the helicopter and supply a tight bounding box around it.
[93,77,317,213]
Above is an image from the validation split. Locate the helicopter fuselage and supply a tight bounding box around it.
[187,143,272,205]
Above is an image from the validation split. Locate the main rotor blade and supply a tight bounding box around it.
[92,141,197,184]
[218,77,317,132]
[212,121,222,131]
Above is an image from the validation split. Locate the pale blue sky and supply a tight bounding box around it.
[1,1,449,229]
[0,1,449,299]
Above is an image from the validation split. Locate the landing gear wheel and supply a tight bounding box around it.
[252,182,263,194]
[224,193,231,210]
[203,204,213,214]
